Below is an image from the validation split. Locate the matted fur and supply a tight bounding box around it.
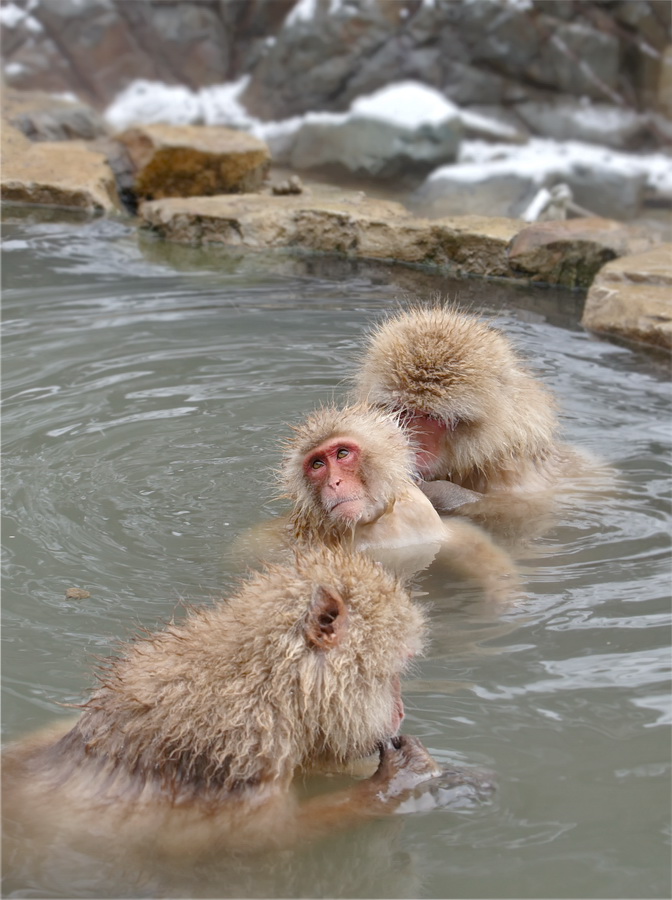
[281,403,418,542]
[353,305,564,490]
[5,547,424,809]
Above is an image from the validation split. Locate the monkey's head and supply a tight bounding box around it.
[226,546,427,768]
[281,403,417,539]
[354,306,557,481]
[80,547,426,795]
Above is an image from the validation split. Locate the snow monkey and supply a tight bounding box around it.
[277,402,517,597]
[353,306,598,534]
[2,548,449,889]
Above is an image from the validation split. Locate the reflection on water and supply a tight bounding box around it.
[2,212,670,899]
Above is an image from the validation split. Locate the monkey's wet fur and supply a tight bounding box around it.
[278,401,518,597]
[3,547,492,887]
[355,304,597,490]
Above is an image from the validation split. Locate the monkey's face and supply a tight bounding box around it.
[355,308,528,478]
[399,411,453,478]
[303,437,385,526]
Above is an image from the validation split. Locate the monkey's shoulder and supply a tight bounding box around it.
[357,484,447,551]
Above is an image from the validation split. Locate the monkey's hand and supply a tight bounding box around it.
[403,764,497,811]
[370,735,441,801]
[420,480,482,514]
[373,740,496,814]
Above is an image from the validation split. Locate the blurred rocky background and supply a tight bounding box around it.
[2,0,671,346]
[3,0,671,211]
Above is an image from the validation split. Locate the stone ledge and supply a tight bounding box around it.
[138,193,531,280]
[582,245,672,349]
[1,127,121,213]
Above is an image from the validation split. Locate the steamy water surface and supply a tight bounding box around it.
[2,213,670,899]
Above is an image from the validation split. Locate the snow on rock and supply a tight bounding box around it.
[104,77,254,133]
[105,81,204,131]
[0,2,42,32]
[515,100,648,150]
[348,82,459,129]
[415,138,672,220]
[102,77,672,221]
[281,81,463,178]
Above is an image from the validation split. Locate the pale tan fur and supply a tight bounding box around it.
[282,402,418,546]
[353,305,585,494]
[3,548,441,878]
[274,403,518,597]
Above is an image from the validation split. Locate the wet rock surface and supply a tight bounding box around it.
[508,218,654,288]
[138,190,652,290]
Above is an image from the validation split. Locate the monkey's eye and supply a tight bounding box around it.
[311,459,325,470]
[336,448,350,459]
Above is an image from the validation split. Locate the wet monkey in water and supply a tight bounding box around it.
[275,402,517,597]
[352,305,601,535]
[3,548,455,889]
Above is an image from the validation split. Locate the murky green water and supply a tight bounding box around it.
[2,211,670,899]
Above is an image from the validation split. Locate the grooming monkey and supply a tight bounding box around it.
[3,548,450,890]
[272,403,517,597]
[353,306,600,536]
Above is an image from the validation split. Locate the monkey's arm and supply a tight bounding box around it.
[438,518,519,602]
[420,480,483,513]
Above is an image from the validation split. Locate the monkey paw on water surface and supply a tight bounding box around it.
[372,735,496,813]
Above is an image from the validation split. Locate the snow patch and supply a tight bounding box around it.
[351,81,458,128]
[457,138,672,195]
[104,77,253,132]
[0,2,42,31]
[284,0,318,27]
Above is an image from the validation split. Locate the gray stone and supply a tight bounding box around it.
[416,139,653,221]
[442,63,529,106]
[287,82,462,180]
[526,18,620,100]
[515,100,648,150]
[241,0,397,119]
[563,159,647,222]
[465,3,540,74]
[508,218,642,288]
[5,89,108,142]
[413,166,537,219]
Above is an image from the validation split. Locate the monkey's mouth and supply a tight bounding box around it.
[327,497,364,519]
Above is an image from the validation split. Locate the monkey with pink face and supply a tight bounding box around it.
[352,305,605,537]
[261,402,518,599]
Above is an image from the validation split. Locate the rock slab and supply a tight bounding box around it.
[117,124,271,200]
[582,245,672,349]
[1,124,120,213]
[139,192,520,278]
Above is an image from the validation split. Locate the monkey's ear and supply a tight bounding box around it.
[306,586,348,650]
